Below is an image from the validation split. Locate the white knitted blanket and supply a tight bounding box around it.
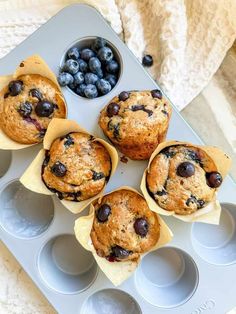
[0,0,236,110]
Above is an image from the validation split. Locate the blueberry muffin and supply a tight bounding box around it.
[42,132,111,201]
[91,189,160,262]
[99,90,172,160]
[0,74,66,144]
[147,144,224,215]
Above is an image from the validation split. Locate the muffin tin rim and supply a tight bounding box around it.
[140,247,186,288]
[134,245,200,309]
[0,178,55,240]
[190,202,236,266]
[36,232,99,295]
[80,287,143,314]
[191,203,236,250]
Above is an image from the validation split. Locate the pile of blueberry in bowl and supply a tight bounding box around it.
[58,37,120,99]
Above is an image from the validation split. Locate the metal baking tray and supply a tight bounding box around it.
[0,4,235,314]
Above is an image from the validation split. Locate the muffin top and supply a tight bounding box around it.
[147,145,223,215]
[99,90,171,158]
[91,189,160,262]
[0,74,66,144]
[42,132,111,201]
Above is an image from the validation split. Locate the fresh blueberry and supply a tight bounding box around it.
[69,81,77,90]
[75,84,87,97]
[18,101,32,118]
[151,89,162,99]
[80,48,95,61]
[74,71,84,85]
[91,37,107,51]
[206,172,222,188]
[107,102,120,117]
[63,59,79,74]
[84,84,98,99]
[98,47,113,63]
[177,162,195,178]
[35,100,54,117]
[96,68,104,78]
[111,246,130,259]
[84,73,98,85]
[134,218,149,237]
[8,80,23,96]
[77,59,88,73]
[119,91,130,101]
[51,161,67,177]
[89,57,101,73]
[105,60,119,74]
[67,47,80,60]
[29,88,43,100]
[58,72,74,86]
[104,74,117,87]
[96,204,111,222]
[96,79,111,95]
[142,54,153,67]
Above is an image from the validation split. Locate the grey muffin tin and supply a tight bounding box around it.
[0,4,235,314]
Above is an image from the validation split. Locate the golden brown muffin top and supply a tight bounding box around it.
[91,189,160,262]
[0,74,66,144]
[147,145,222,215]
[99,90,172,148]
[42,132,111,202]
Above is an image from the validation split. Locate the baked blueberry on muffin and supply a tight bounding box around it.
[0,74,66,144]
[146,144,224,215]
[90,189,160,262]
[41,132,111,201]
[99,90,172,160]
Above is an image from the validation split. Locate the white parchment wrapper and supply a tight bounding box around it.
[141,140,232,224]
[20,118,118,214]
[74,186,173,286]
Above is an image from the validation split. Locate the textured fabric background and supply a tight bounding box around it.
[0,0,236,110]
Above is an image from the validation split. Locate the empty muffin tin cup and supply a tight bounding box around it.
[0,180,54,239]
[135,247,199,308]
[191,203,236,265]
[81,289,142,314]
[0,150,12,178]
[60,36,122,97]
[38,234,97,294]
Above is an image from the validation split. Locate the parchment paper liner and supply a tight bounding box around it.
[0,55,67,150]
[141,140,232,225]
[20,118,118,214]
[74,186,173,286]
